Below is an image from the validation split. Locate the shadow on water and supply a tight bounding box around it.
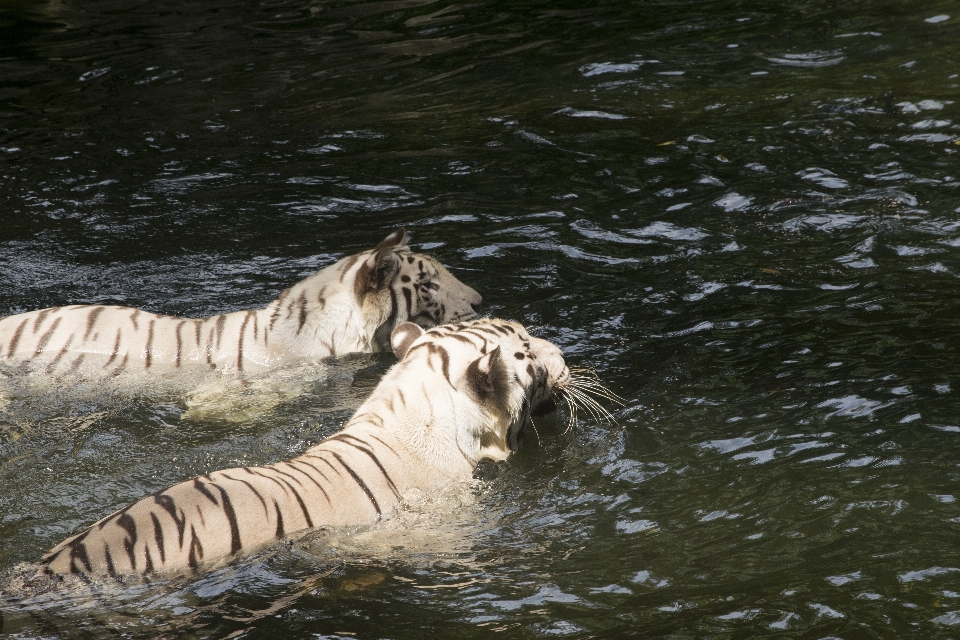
[0,1,70,59]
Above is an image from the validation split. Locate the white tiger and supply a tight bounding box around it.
[41,318,573,576]
[0,229,481,376]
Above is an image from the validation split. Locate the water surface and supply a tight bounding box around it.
[3,0,960,637]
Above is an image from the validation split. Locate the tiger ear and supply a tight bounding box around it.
[373,245,401,289]
[374,228,407,252]
[360,232,404,293]
[391,322,423,359]
[467,346,508,398]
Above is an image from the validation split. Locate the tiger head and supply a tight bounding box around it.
[387,318,570,467]
[357,229,483,350]
[275,229,482,357]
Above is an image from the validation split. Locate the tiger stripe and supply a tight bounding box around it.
[6,318,26,357]
[274,502,285,538]
[32,308,52,332]
[331,451,381,516]
[237,311,253,372]
[104,545,115,575]
[145,320,155,368]
[34,316,62,355]
[214,484,242,556]
[67,354,86,374]
[45,334,73,374]
[84,306,103,342]
[331,435,401,500]
[114,353,128,375]
[116,513,138,569]
[151,513,165,563]
[175,320,185,368]
[187,525,203,569]
[221,473,268,515]
[0,229,482,376]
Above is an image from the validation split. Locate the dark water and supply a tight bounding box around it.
[3,0,960,636]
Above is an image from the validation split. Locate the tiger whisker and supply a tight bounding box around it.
[568,366,599,375]
[562,389,594,421]
[570,391,611,425]
[567,368,614,388]
[568,384,624,405]
[561,380,621,427]
[568,372,620,386]
[567,387,625,412]
[562,395,578,434]
[528,411,542,448]
[564,391,605,424]
[567,377,626,404]
[519,396,543,448]
[580,388,619,416]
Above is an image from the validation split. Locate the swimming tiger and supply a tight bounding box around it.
[0,229,481,376]
[41,318,574,576]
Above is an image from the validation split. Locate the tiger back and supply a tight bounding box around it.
[40,318,572,576]
[0,229,481,377]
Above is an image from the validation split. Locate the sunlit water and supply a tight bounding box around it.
[3,0,960,637]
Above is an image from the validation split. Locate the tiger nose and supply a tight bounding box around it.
[469,290,483,314]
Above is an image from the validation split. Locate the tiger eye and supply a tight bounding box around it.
[514,352,525,360]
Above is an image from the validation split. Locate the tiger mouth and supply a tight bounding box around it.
[530,397,558,417]
[532,382,568,417]
[509,399,557,450]
[508,420,527,451]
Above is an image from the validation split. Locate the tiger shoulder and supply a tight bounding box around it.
[0,229,481,376]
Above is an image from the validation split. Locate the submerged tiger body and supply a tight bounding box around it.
[42,318,571,576]
[0,229,481,377]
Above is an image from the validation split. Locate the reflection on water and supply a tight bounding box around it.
[3,0,960,636]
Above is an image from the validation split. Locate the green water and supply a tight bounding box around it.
[3,0,960,637]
